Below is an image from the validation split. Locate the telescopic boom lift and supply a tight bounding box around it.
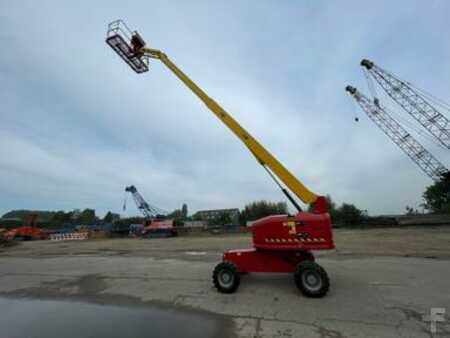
[106,20,334,297]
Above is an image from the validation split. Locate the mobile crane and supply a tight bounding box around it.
[124,185,176,237]
[106,20,334,297]
[124,185,167,220]
[346,86,448,182]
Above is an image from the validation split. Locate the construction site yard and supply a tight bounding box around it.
[3,226,450,259]
[1,226,450,337]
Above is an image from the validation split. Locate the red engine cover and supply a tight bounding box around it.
[251,212,334,251]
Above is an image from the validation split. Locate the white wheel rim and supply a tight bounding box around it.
[302,270,322,292]
[218,270,234,288]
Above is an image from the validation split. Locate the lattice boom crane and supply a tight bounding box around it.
[361,59,450,149]
[125,185,167,219]
[346,86,448,182]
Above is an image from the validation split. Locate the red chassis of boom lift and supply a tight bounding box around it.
[213,197,334,297]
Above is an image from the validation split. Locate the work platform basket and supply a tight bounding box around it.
[106,20,149,73]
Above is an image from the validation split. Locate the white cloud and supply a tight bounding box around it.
[1,1,448,217]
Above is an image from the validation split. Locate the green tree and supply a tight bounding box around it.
[337,203,362,226]
[103,211,120,223]
[240,200,288,225]
[422,177,450,214]
[167,209,183,220]
[2,210,55,223]
[50,211,73,227]
[77,209,98,225]
[308,195,362,226]
[405,206,419,215]
[181,203,188,219]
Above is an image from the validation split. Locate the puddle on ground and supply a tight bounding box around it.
[0,297,232,338]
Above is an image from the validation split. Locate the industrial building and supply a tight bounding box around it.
[194,208,239,224]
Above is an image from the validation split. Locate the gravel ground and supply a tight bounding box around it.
[2,226,450,259]
[1,226,450,338]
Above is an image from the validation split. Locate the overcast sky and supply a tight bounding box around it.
[1,1,449,218]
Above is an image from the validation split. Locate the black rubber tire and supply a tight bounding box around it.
[213,262,240,294]
[301,251,315,262]
[294,261,329,298]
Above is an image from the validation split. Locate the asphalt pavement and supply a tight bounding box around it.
[0,251,449,337]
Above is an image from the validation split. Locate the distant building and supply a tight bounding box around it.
[194,208,240,225]
[184,221,206,228]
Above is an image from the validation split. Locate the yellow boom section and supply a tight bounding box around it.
[141,47,318,205]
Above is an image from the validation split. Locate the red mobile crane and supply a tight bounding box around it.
[106,20,334,297]
[5,214,45,241]
[124,185,175,237]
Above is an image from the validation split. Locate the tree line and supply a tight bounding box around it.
[1,209,120,229]
[421,176,450,213]
[2,177,448,229]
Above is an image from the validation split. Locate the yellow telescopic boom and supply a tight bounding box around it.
[106,20,324,212]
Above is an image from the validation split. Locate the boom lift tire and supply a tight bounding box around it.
[301,251,315,262]
[213,262,240,293]
[294,261,329,298]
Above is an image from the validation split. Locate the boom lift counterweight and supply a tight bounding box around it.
[106,20,334,297]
